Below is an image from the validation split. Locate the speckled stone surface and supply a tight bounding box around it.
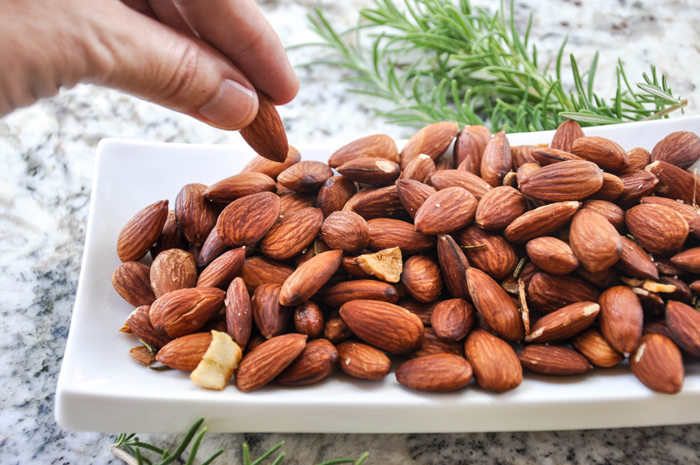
[0,0,699,463]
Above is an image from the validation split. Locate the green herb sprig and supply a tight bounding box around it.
[294,0,687,132]
[111,418,369,465]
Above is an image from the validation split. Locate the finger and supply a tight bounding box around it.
[171,0,298,105]
[87,1,259,130]
[147,0,194,36]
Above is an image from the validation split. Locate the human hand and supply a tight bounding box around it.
[0,0,298,129]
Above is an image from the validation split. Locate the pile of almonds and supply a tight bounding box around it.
[113,95,700,394]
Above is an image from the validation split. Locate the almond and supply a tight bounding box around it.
[400,154,436,184]
[619,147,652,175]
[464,329,522,392]
[466,267,524,341]
[241,145,301,180]
[569,209,622,273]
[414,187,477,235]
[454,225,518,280]
[516,162,540,185]
[615,236,659,280]
[551,119,585,153]
[323,280,399,308]
[519,160,603,201]
[278,161,333,193]
[510,145,538,170]
[235,333,307,392]
[431,298,476,342]
[125,305,172,349]
[151,210,188,259]
[660,276,693,305]
[117,200,169,262]
[634,287,666,319]
[320,211,369,254]
[475,186,527,231]
[351,185,407,220]
[400,122,460,169]
[576,266,621,289]
[617,171,659,208]
[198,227,228,268]
[454,125,491,172]
[398,298,440,327]
[526,237,579,275]
[337,158,401,185]
[112,261,157,307]
[129,345,156,366]
[323,310,352,344]
[238,256,294,295]
[150,248,197,297]
[239,90,288,162]
[405,327,463,359]
[646,161,700,205]
[641,196,700,239]
[279,250,343,307]
[396,354,473,392]
[599,286,644,356]
[666,300,700,358]
[570,327,624,367]
[525,301,599,343]
[276,338,338,386]
[260,207,323,260]
[651,131,700,169]
[225,277,252,349]
[590,173,625,202]
[155,332,212,371]
[436,234,470,300]
[581,200,626,231]
[480,129,512,187]
[572,136,629,172]
[518,344,592,375]
[671,247,700,273]
[396,179,437,219]
[430,169,492,200]
[251,283,292,339]
[175,184,218,247]
[328,134,399,168]
[505,201,581,243]
[527,272,600,314]
[149,287,226,338]
[336,341,391,380]
[278,192,317,218]
[629,334,684,394]
[203,173,276,204]
[217,191,280,247]
[355,247,403,283]
[294,301,324,339]
[625,204,689,255]
[530,147,584,165]
[401,255,443,303]
[367,218,436,255]
[435,156,455,171]
[196,247,245,289]
[316,176,357,217]
[339,300,424,353]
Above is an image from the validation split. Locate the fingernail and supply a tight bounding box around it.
[198,79,256,129]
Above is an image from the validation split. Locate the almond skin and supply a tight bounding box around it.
[518,344,593,375]
[617,171,659,209]
[294,301,324,339]
[519,160,604,202]
[151,210,188,260]
[551,119,585,153]
[619,147,652,175]
[475,186,527,231]
[525,301,600,343]
[217,191,280,247]
[430,169,492,200]
[396,354,473,392]
[198,227,229,268]
[367,218,436,255]
[328,134,399,168]
[279,250,343,307]
[235,333,307,392]
[241,145,301,180]
[323,280,399,308]
[276,338,338,386]
[351,185,407,220]
[414,187,477,235]
[505,201,581,243]
[641,196,700,240]
[431,298,476,342]
[464,329,522,392]
[321,211,370,254]
[436,234,471,300]
[238,256,294,295]
[336,341,391,380]
[252,283,292,339]
[118,200,169,262]
[569,209,623,273]
[203,173,276,204]
[630,334,684,394]
[615,236,660,280]
[225,277,252,349]
[480,129,512,187]
[239,90,288,162]
[260,207,323,261]
[398,298,440,327]
[316,176,357,218]
[526,237,579,275]
[400,121,460,169]
[278,161,334,193]
[278,192,317,218]
[339,300,424,353]
[666,300,700,358]
[646,161,700,205]
[176,184,218,247]
[396,179,437,219]
[466,267,525,341]
[337,158,401,185]
[400,154,436,184]
[150,248,198,297]
[355,247,403,283]
[527,272,600,314]
[454,125,491,172]
[155,332,213,372]
[651,131,700,169]
[112,261,157,307]
[196,247,246,289]
[590,173,625,202]
[570,327,624,367]
[323,310,352,344]
[599,286,644,356]
[401,255,443,303]
[510,145,538,170]
[625,204,689,255]
[149,287,226,338]
[454,225,518,280]
[125,305,172,349]
[405,327,463,359]
[572,136,629,172]
[670,247,700,273]
[581,200,626,231]
[530,147,584,166]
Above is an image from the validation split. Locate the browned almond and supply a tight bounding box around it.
[251,283,292,339]
[414,187,477,235]
[367,218,436,255]
[519,160,603,202]
[645,319,674,339]
[351,185,407,220]
[112,262,156,307]
[175,184,218,247]
[505,201,581,243]
[618,147,652,175]
[633,287,666,319]
[129,345,156,366]
[278,192,317,218]
[401,255,443,303]
[464,329,522,392]
[321,211,369,254]
[641,196,700,239]
[125,305,172,348]
[238,256,294,295]
[454,225,518,280]
[241,145,301,180]
[151,210,188,259]
[436,234,470,300]
[356,247,403,283]
[615,236,659,280]
[646,161,700,205]
[260,207,323,261]
[625,204,689,255]
[203,173,276,204]
[570,327,624,367]
[525,301,599,343]
[527,272,600,314]
[398,299,440,326]
[526,237,579,275]
[666,300,700,358]
[400,122,460,169]
[590,173,625,201]
[155,332,212,371]
[339,300,424,353]
[510,145,538,170]
[217,191,280,247]
[480,129,512,187]
[239,90,288,162]
[225,277,252,349]
[337,158,401,185]
[196,247,245,289]
[572,136,629,172]
[336,341,391,380]
[323,280,399,308]
[454,125,491,172]
[150,249,197,298]
[466,267,524,341]
[651,131,700,169]
[235,333,307,392]
[405,327,463,358]
[396,354,473,392]
[396,179,437,218]
[198,227,228,268]
[617,171,659,208]
[671,247,700,273]
[430,169,492,200]
[149,287,225,338]
[551,119,585,153]
[400,154,436,184]
[691,280,700,294]
[294,301,324,339]
[576,266,621,290]
[276,338,338,386]
[570,209,622,273]
[118,200,169,262]
[316,176,357,218]
[279,250,343,307]
[630,334,684,394]
[431,298,475,342]
[598,286,643,356]
[475,186,527,231]
[341,256,373,280]
[518,344,593,375]
[657,258,688,277]
[328,134,399,168]
[581,200,626,231]
[435,156,455,171]
[531,147,584,166]
[515,162,540,186]
[323,310,352,343]
[660,276,693,305]
[277,161,333,193]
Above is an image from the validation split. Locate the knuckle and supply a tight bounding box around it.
[154,44,207,107]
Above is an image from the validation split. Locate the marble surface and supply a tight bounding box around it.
[0,0,699,463]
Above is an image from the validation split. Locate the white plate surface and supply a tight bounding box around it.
[56,116,700,433]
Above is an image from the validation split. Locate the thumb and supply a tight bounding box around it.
[87,2,258,130]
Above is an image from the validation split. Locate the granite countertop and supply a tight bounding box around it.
[1,0,700,463]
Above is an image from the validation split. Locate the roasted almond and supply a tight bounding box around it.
[454,125,491,172]
[260,207,323,261]
[646,161,700,205]
[396,179,437,218]
[129,345,156,366]
[619,147,652,175]
[396,354,473,392]
[235,333,307,392]
[590,173,625,202]
[241,145,301,180]
[198,227,228,268]
[323,309,353,344]
[551,119,585,153]
[526,237,579,275]
[527,272,600,314]
[616,171,659,208]
[464,329,522,392]
[294,301,324,339]
[505,201,581,243]
[400,122,460,169]
[279,250,343,307]
[149,287,226,338]
[455,225,519,280]
[405,327,463,359]
[155,332,213,371]
[367,218,436,255]
[599,286,644,356]
[510,145,538,170]
[530,147,584,166]
[336,341,391,380]
[337,158,401,185]
[328,134,399,168]
[355,247,403,283]
[431,298,476,342]
[414,187,477,235]
[277,161,334,193]
[323,280,399,308]
[125,305,172,349]
[519,160,603,202]
[518,344,593,375]
[151,210,188,259]
[615,236,659,280]
[401,255,443,303]
[651,131,700,169]
[480,129,512,187]
[252,283,292,339]
[217,191,280,247]
[196,247,246,289]
[525,301,599,343]
[225,277,252,349]
[276,338,338,386]
[435,156,455,171]
[430,169,492,200]
[278,192,317,218]
[625,204,689,255]
[475,186,527,231]
[436,234,470,300]
[150,248,197,297]
[175,184,219,247]
[630,334,684,394]
[671,247,700,273]
[581,200,626,231]
[572,136,629,172]
[666,300,700,358]
[316,176,357,218]
[570,327,624,367]
[118,200,169,262]
[203,173,276,204]
[569,209,622,273]
[112,261,157,307]
[321,211,369,254]
[466,267,524,341]
[641,196,700,239]
[400,154,436,184]
[239,90,288,162]
[339,300,424,353]
[238,256,294,295]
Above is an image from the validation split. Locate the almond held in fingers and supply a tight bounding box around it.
[196,247,246,289]
[276,338,338,386]
[337,157,401,185]
[666,300,700,358]
[414,187,477,235]
[525,301,599,343]
[572,136,629,172]
[431,298,476,342]
[629,334,684,394]
[466,267,524,341]
[112,262,157,307]
[570,327,624,367]
[339,300,424,353]
[396,179,436,219]
[396,354,473,392]
[651,131,700,169]
[118,200,169,262]
[321,211,369,254]
[400,121,460,169]
[156,332,213,372]
[150,249,197,297]
[226,277,252,349]
[241,145,301,180]
[217,191,280,247]
[518,344,593,375]
[569,209,623,273]
[367,218,436,255]
[464,329,522,392]
[278,161,334,193]
[599,286,644,356]
[551,119,585,153]
[190,330,242,391]
[260,207,323,261]
[279,250,343,307]
[328,134,399,169]
[356,247,403,283]
[526,237,579,275]
[625,204,689,255]
[519,160,603,202]
[505,201,581,243]
[454,124,491,172]
[475,186,527,231]
[239,90,288,163]
[323,279,399,308]
[149,287,226,338]
[175,184,218,247]
[480,129,512,187]
[336,341,391,380]
[401,255,443,303]
[294,301,324,340]
[436,234,471,300]
[317,176,357,218]
[235,333,307,392]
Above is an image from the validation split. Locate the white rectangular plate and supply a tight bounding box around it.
[56,116,700,433]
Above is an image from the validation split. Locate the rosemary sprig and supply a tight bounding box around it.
[295,0,687,132]
[111,418,370,465]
